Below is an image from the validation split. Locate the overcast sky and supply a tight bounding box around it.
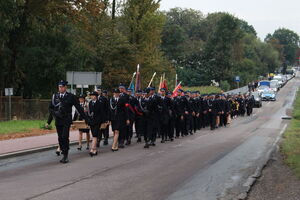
[159,0,300,40]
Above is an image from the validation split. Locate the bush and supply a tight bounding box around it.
[220,80,231,91]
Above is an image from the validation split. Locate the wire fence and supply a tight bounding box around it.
[0,97,49,121]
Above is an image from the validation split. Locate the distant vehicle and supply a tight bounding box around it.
[252,92,262,108]
[270,80,280,92]
[257,85,270,94]
[259,80,271,87]
[273,75,284,87]
[261,89,276,101]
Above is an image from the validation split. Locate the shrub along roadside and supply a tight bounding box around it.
[281,90,300,178]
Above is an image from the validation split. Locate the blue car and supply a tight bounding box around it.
[261,89,276,101]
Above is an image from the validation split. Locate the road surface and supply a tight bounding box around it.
[0,75,299,200]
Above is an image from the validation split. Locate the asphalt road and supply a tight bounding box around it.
[0,75,299,200]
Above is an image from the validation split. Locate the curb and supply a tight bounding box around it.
[0,140,84,160]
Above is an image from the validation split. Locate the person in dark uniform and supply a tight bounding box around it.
[73,94,90,150]
[140,87,159,148]
[125,88,137,145]
[174,89,189,138]
[101,90,110,146]
[246,94,254,116]
[109,89,123,151]
[201,94,209,128]
[88,91,105,157]
[159,88,172,143]
[118,84,131,148]
[96,86,109,147]
[134,90,144,143]
[47,80,90,163]
[208,94,217,130]
[167,91,175,141]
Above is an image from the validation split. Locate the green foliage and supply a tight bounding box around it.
[0,120,50,135]
[266,28,300,72]
[0,3,297,97]
[161,10,284,89]
[220,81,231,91]
[281,90,300,177]
[182,86,221,94]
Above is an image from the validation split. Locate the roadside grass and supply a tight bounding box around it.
[281,90,300,178]
[0,120,52,135]
[182,86,222,94]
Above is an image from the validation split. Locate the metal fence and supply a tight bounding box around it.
[0,97,50,121]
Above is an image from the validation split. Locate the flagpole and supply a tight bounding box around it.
[148,72,157,87]
[135,64,140,92]
[129,72,136,88]
[158,75,163,92]
[175,73,178,89]
[173,81,182,93]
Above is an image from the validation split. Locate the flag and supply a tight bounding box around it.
[129,81,135,96]
[158,75,163,92]
[162,79,168,91]
[135,64,141,92]
[172,82,182,97]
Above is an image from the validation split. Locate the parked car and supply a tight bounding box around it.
[257,85,270,94]
[270,80,280,92]
[273,75,284,87]
[261,89,276,101]
[252,92,262,108]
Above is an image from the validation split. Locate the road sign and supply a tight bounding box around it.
[235,76,240,82]
[66,71,102,85]
[5,88,13,96]
[76,85,89,88]
[5,88,13,120]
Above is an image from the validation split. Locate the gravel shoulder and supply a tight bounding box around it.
[247,148,300,200]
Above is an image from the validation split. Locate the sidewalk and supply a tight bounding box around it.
[0,129,114,158]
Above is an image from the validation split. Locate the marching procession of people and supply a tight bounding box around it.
[47,80,256,164]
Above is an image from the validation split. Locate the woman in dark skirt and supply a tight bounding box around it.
[109,89,122,151]
[88,92,104,156]
[73,95,90,150]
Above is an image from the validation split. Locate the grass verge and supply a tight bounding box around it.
[182,86,222,94]
[281,90,300,178]
[0,120,52,135]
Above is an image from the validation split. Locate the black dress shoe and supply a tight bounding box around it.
[60,154,69,163]
[77,146,82,151]
[103,140,108,146]
[111,149,119,152]
[56,151,61,156]
[144,143,150,148]
[137,138,142,143]
[89,152,98,157]
[150,143,156,146]
[170,138,174,142]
